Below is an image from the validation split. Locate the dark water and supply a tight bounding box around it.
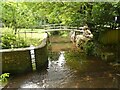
[2,36,120,89]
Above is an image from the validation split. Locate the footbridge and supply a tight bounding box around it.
[39,24,85,32]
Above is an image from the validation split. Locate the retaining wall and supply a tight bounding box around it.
[34,45,48,70]
[0,33,48,74]
[34,34,48,70]
[1,48,32,74]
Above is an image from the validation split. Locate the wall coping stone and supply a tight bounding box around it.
[0,33,48,53]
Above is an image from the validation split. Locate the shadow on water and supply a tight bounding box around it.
[64,51,120,88]
[65,51,112,74]
[2,36,120,89]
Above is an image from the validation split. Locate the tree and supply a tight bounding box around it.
[1,2,36,34]
[1,2,120,35]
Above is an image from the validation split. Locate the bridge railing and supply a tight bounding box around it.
[42,24,83,29]
[40,24,85,33]
[14,24,85,39]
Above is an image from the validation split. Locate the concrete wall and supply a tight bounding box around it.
[34,34,48,70]
[1,49,32,74]
[34,45,48,70]
[0,33,48,74]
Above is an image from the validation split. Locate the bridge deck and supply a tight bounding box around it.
[40,29,84,32]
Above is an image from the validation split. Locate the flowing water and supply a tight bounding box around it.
[2,36,120,89]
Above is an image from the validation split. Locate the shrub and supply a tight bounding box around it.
[1,33,29,49]
[1,33,16,49]
[84,41,96,56]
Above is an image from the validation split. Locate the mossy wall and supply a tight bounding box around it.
[1,49,32,74]
[34,45,48,70]
[99,30,120,45]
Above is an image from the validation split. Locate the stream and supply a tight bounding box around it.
[2,36,120,89]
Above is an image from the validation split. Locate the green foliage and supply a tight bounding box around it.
[92,3,113,26]
[1,32,29,49]
[50,31,60,35]
[0,73,10,82]
[2,2,120,28]
[84,41,96,56]
[1,2,120,41]
[1,2,36,29]
[60,31,68,37]
[65,51,90,73]
[65,50,86,61]
[1,28,47,49]
[1,32,15,49]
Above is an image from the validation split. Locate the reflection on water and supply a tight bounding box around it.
[20,51,71,88]
[49,51,65,68]
[4,51,120,89]
[2,35,120,89]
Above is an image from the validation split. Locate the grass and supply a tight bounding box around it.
[1,27,47,46]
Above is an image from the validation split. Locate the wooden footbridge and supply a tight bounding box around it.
[39,24,85,32]
[17,24,85,43]
[17,24,85,34]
